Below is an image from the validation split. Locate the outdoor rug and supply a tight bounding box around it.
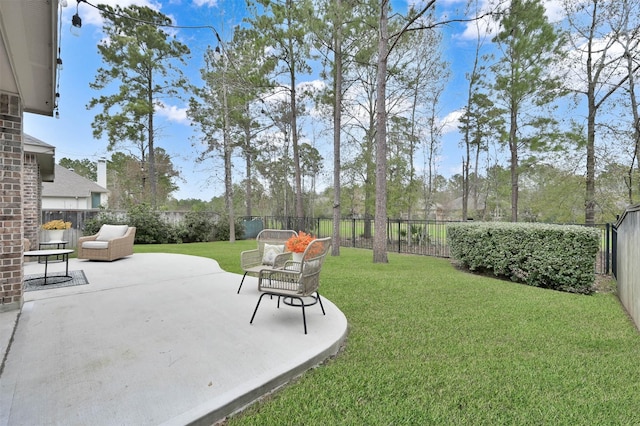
[24,270,89,292]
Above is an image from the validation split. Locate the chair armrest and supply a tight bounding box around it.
[283,260,302,271]
[109,228,135,248]
[241,249,261,269]
[78,233,99,244]
[272,252,293,268]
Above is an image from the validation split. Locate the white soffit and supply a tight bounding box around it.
[0,0,58,116]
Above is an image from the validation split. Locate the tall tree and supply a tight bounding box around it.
[311,0,363,256]
[617,0,640,203]
[394,28,449,220]
[87,5,189,208]
[222,27,277,218]
[563,0,639,224]
[188,24,275,241]
[245,0,314,220]
[106,149,179,209]
[373,0,391,263]
[58,158,97,181]
[188,45,238,241]
[372,0,445,262]
[458,1,500,220]
[491,0,566,222]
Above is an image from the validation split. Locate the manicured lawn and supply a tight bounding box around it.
[136,242,640,424]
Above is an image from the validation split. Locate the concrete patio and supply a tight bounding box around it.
[0,253,348,425]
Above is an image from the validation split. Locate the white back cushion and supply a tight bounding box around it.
[97,225,129,241]
[262,244,285,266]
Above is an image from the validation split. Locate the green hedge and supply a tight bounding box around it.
[82,205,243,244]
[447,222,600,294]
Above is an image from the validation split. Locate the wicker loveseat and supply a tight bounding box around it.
[78,225,136,261]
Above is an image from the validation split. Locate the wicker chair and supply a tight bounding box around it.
[78,225,136,261]
[250,237,332,334]
[238,229,298,293]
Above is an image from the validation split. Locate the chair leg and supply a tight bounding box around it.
[316,292,326,315]
[237,272,248,294]
[250,292,269,325]
[300,297,307,334]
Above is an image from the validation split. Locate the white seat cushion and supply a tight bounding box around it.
[82,241,109,249]
[96,225,129,241]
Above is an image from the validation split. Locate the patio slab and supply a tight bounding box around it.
[0,253,348,425]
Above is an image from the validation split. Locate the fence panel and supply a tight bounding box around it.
[44,211,611,275]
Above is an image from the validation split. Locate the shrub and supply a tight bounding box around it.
[212,216,245,241]
[177,211,215,243]
[447,222,600,294]
[126,204,172,244]
[82,211,126,236]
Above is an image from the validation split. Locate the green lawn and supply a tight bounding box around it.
[136,242,640,425]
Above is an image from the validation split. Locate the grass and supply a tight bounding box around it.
[136,242,640,425]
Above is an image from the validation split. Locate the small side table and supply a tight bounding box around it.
[24,249,74,286]
[38,240,69,263]
[39,240,68,250]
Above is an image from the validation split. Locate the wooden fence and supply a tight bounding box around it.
[612,205,640,330]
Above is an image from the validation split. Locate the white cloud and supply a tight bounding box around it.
[559,35,627,93]
[155,102,190,124]
[543,0,566,22]
[192,0,219,6]
[440,109,464,134]
[454,0,566,41]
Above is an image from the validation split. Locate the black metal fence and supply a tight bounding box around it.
[41,210,613,275]
[246,216,614,275]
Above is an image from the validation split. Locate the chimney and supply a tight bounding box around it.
[97,158,109,207]
[97,158,107,187]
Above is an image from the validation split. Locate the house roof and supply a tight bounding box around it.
[24,133,55,182]
[0,1,58,116]
[43,164,108,198]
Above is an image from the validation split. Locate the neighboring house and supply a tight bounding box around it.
[1,2,58,311]
[43,164,109,210]
[23,134,56,249]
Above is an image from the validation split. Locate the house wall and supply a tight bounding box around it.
[42,196,92,210]
[0,92,24,311]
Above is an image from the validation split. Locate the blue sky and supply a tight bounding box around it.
[25,0,566,200]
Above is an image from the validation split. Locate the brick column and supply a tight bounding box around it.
[0,93,24,312]
[23,153,41,249]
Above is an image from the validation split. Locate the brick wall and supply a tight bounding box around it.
[23,153,41,249]
[0,93,24,311]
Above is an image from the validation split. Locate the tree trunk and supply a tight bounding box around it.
[509,109,518,222]
[585,9,596,227]
[332,0,342,256]
[147,80,157,208]
[622,14,640,204]
[373,0,389,263]
[222,65,235,242]
[585,97,596,225]
[473,141,480,211]
[287,1,304,220]
[244,121,253,217]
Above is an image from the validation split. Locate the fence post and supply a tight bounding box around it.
[398,220,401,253]
[352,218,356,247]
[605,223,610,275]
